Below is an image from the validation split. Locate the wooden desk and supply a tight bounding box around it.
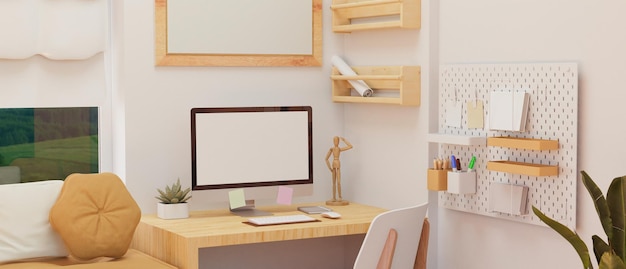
[131,203,386,269]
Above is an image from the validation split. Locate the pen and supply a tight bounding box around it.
[468,155,476,172]
[455,158,462,172]
[450,155,457,172]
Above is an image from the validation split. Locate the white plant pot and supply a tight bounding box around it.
[157,203,189,219]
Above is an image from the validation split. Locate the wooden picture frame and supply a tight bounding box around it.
[154,0,322,67]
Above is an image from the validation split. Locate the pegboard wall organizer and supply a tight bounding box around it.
[330,0,421,33]
[432,63,578,229]
[330,65,421,106]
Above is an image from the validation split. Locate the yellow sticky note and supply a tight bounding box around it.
[467,100,484,129]
[228,189,246,209]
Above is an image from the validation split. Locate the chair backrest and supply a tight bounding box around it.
[414,218,430,269]
[353,203,429,269]
[378,218,430,269]
[376,228,398,268]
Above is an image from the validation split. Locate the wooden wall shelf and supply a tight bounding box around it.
[487,137,559,150]
[331,0,421,33]
[331,65,420,106]
[487,161,559,177]
[428,133,486,146]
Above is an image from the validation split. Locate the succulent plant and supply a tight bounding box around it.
[155,178,191,204]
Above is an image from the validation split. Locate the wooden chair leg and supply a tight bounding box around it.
[414,218,430,269]
[377,228,398,269]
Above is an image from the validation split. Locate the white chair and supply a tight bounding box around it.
[353,203,429,269]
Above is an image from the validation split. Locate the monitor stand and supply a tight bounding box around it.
[230,200,273,217]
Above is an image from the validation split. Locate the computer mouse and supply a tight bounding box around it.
[321,212,341,219]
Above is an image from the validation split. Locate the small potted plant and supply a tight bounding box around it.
[156,178,191,219]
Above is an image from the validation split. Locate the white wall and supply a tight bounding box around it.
[336,2,434,211]
[116,0,345,212]
[116,0,431,214]
[115,0,433,267]
[438,1,626,268]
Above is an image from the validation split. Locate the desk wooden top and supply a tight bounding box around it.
[135,202,386,248]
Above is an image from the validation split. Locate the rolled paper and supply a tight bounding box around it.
[331,55,374,97]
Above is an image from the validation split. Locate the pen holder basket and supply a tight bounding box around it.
[446,171,476,194]
[427,169,449,191]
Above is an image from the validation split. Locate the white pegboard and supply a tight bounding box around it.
[436,63,578,228]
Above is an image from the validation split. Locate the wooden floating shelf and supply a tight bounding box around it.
[487,161,559,177]
[487,137,559,150]
[427,133,486,146]
[331,0,421,33]
[331,65,420,106]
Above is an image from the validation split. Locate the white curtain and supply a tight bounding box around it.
[0,0,106,60]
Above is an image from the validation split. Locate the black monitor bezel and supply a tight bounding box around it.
[191,106,313,190]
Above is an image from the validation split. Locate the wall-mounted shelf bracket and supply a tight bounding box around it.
[330,65,420,106]
[331,0,421,33]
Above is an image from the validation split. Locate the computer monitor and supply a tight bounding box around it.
[191,106,312,215]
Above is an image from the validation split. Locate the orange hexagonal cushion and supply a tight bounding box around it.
[49,173,141,261]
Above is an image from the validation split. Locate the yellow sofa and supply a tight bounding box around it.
[0,173,176,269]
[0,249,175,269]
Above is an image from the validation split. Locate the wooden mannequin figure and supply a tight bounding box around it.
[325,136,353,206]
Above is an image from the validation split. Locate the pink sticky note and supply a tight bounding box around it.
[276,186,294,205]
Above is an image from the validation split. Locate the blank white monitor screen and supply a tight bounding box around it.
[191,106,312,190]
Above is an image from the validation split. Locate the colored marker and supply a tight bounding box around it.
[455,158,462,172]
[468,156,477,172]
[450,155,457,171]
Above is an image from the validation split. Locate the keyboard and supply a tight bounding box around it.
[247,214,317,226]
